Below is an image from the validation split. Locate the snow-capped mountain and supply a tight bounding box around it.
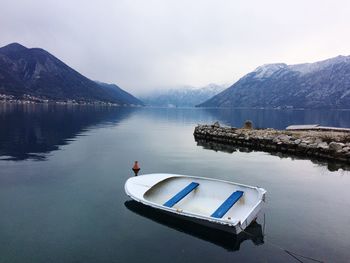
[140,84,226,107]
[198,55,350,109]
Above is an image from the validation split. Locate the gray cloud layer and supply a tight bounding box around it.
[1,0,349,94]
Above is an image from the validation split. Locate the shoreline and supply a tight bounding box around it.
[194,123,350,164]
[0,93,144,107]
[0,99,142,107]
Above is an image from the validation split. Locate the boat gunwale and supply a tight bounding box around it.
[143,173,266,194]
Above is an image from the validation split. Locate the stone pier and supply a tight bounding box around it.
[194,122,350,163]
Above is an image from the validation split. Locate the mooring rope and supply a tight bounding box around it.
[238,222,325,263]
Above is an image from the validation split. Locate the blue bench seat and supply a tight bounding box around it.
[211,190,244,218]
[163,182,199,207]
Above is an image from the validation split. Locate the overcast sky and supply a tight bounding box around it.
[0,0,349,94]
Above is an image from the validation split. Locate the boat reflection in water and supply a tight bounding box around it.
[124,200,264,252]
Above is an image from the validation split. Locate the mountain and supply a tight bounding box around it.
[0,43,143,105]
[95,81,143,105]
[140,84,226,107]
[197,56,350,109]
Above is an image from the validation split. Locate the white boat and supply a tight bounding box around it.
[125,173,267,234]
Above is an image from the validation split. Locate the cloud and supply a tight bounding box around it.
[0,0,349,94]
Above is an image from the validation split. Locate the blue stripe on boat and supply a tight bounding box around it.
[211,190,244,218]
[163,182,199,207]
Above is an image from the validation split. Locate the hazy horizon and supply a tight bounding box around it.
[1,0,349,94]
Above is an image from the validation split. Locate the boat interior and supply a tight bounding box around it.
[143,176,261,222]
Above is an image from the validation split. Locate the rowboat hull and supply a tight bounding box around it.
[125,173,266,234]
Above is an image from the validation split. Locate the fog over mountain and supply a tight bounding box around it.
[140,84,226,107]
[2,0,349,93]
[198,55,350,109]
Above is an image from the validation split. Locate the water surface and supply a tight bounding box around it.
[0,104,350,262]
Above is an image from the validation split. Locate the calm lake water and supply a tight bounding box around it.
[1,104,350,263]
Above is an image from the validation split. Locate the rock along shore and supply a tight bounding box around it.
[194,122,350,163]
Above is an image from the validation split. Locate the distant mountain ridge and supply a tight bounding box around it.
[198,55,350,109]
[0,43,143,105]
[141,84,226,107]
[94,81,143,106]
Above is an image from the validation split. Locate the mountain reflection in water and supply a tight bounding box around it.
[0,104,137,161]
[124,200,264,252]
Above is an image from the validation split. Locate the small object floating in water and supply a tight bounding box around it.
[132,161,140,176]
[125,173,267,234]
